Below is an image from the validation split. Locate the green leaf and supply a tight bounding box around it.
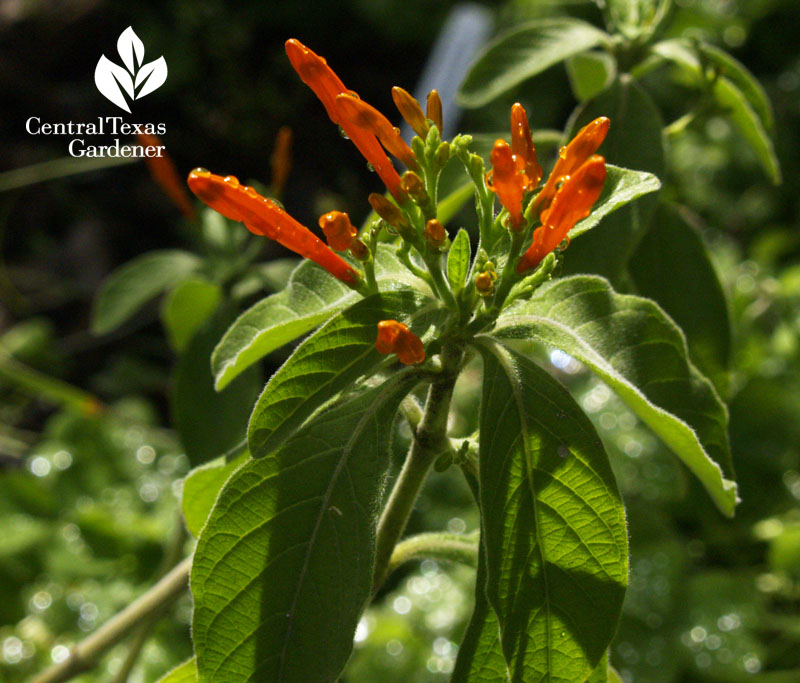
[492,275,738,515]
[91,250,202,335]
[698,42,774,133]
[0,154,137,193]
[157,658,197,683]
[182,453,247,537]
[629,203,731,397]
[171,311,261,466]
[452,543,509,682]
[474,340,627,681]
[714,74,781,183]
[586,652,618,683]
[569,164,662,241]
[604,0,671,41]
[249,290,444,458]
[458,19,610,108]
[211,247,431,390]
[192,374,415,682]
[651,39,780,183]
[561,76,665,282]
[161,278,222,352]
[566,51,617,102]
[447,228,471,292]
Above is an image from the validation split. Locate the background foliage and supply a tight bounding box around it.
[2,0,800,681]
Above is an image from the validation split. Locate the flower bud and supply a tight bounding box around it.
[424,219,447,247]
[426,90,443,132]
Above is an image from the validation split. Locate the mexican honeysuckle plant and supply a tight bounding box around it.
[165,38,737,682]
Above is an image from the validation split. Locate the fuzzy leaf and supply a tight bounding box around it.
[447,228,472,292]
[157,658,197,683]
[211,247,431,390]
[248,290,444,458]
[459,19,610,108]
[492,275,738,515]
[474,340,627,681]
[182,454,247,537]
[191,375,415,682]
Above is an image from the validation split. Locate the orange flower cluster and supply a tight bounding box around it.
[286,39,417,202]
[484,106,609,270]
[375,320,426,365]
[187,169,358,285]
[517,117,609,273]
[517,155,606,273]
[485,104,541,229]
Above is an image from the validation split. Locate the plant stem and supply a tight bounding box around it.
[111,518,187,683]
[387,532,479,576]
[372,344,462,591]
[425,254,458,310]
[0,349,104,416]
[491,228,525,311]
[30,555,192,683]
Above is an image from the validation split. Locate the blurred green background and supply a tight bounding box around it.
[2,0,800,681]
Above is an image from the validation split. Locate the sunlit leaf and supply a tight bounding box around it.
[249,290,444,458]
[192,373,416,682]
[451,542,509,682]
[157,657,197,683]
[182,453,247,537]
[211,246,432,390]
[474,340,627,681]
[459,19,610,108]
[493,275,738,515]
[447,228,471,292]
[569,164,661,241]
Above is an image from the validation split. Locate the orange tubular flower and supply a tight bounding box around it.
[187,168,358,285]
[335,94,418,170]
[392,87,429,138]
[136,133,195,219]
[517,155,607,273]
[376,320,425,365]
[485,140,532,229]
[426,90,443,132]
[533,116,610,214]
[319,211,357,251]
[510,104,542,187]
[285,39,406,202]
[269,126,293,197]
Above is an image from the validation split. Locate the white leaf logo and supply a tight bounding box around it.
[95,26,167,113]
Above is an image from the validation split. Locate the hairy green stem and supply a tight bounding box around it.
[425,254,458,310]
[491,228,525,311]
[387,532,479,576]
[30,555,192,683]
[372,344,462,591]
